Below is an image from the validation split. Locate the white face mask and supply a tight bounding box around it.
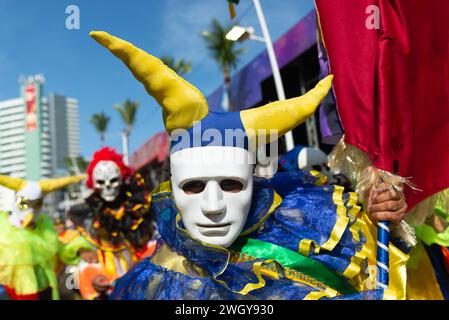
[171,147,255,248]
[9,182,43,229]
[92,160,122,202]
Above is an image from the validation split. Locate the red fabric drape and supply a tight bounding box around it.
[316,0,449,209]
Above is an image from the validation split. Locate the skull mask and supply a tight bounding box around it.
[93,160,122,202]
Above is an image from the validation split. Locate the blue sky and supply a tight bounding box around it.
[0,0,315,159]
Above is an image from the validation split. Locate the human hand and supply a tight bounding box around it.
[365,182,408,225]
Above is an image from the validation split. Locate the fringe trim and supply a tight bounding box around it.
[328,137,417,247]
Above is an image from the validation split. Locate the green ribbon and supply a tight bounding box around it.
[231,237,357,295]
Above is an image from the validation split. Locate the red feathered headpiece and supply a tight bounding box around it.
[86,147,133,189]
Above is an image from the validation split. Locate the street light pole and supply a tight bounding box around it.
[121,131,129,165]
[252,0,295,151]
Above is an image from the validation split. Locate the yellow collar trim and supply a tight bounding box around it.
[319,185,349,252]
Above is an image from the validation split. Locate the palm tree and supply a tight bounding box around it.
[65,156,89,175]
[202,18,246,111]
[114,99,139,165]
[160,56,192,77]
[90,112,110,146]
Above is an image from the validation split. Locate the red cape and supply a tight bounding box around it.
[316,0,449,209]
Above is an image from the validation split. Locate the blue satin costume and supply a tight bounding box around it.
[86,32,393,300]
[110,170,400,300]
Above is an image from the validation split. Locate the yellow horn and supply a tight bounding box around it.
[240,75,334,145]
[90,31,209,133]
[0,175,27,192]
[39,175,86,194]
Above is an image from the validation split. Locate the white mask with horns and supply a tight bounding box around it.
[91,31,333,247]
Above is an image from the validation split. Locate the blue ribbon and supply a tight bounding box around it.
[376,221,390,289]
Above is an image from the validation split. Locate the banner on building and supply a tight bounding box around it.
[130,132,169,171]
[25,84,38,131]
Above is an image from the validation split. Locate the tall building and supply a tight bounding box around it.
[0,97,27,178]
[0,95,54,179]
[0,75,81,216]
[49,94,81,174]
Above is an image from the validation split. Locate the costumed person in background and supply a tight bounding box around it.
[64,147,155,300]
[278,145,328,173]
[405,189,449,299]
[54,217,83,300]
[90,31,409,300]
[278,145,351,190]
[0,175,85,300]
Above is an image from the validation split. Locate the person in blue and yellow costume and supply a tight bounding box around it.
[90,31,409,300]
[0,175,85,300]
[64,147,155,300]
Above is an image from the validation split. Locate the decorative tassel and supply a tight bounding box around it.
[328,137,418,247]
[328,137,371,186]
[355,165,420,203]
[394,220,417,247]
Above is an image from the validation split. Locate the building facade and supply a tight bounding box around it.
[49,94,81,174]
[0,97,28,178]
[0,75,81,215]
[130,131,170,191]
[206,10,336,155]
